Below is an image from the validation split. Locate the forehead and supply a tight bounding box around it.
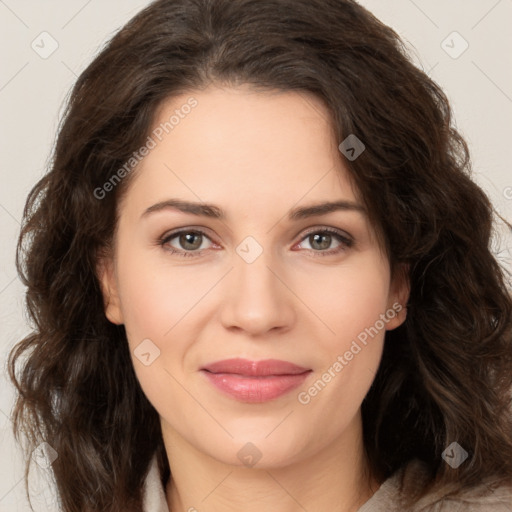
[119,85,361,216]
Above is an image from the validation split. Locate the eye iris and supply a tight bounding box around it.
[310,233,331,250]
[180,232,202,250]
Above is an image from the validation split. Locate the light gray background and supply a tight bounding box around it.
[1,1,511,510]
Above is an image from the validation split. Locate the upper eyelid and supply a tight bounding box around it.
[297,225,352,240]
[161,227,216,244]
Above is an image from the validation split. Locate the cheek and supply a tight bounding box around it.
[114,248,200,412]
[114,247,223,403]
[294,256,390,405]
[300,257,391,344]
[116,246,212,343]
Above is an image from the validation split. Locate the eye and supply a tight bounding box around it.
[158,226,353,258]
[159,229,215,257]
[295,227,353,256]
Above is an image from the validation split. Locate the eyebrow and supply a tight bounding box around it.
[141,198,366,221]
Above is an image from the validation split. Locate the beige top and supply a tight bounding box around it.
[142,456,512,511]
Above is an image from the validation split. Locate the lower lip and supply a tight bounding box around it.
[202,371,311,403]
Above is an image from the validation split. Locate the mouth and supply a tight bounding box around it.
[200,358,312,403]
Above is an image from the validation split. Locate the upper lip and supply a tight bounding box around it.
[201,358,311,376]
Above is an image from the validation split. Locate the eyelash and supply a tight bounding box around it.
[158,227,354,258]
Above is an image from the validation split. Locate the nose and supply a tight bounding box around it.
[218,244,296,337]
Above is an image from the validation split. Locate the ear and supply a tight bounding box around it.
[385,263,410,331]
[96,251,124,325]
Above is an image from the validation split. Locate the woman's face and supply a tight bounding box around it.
[99,85,408,468]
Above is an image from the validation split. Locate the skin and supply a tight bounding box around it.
[99,84,409,512]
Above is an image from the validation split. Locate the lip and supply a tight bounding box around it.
[202,358,310,376]
[200,358,312,403]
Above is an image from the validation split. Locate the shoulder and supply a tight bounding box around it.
[415,485,512,511]
[421,483,512,512]
[142,456,169,512]
[400,460,512,512]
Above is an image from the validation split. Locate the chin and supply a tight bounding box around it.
[202,427,313,469]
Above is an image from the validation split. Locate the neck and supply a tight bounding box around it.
[163,413,381,512]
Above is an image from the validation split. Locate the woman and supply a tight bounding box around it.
[9,0,512,510]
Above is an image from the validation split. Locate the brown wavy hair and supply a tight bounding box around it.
[9,0,512,510]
